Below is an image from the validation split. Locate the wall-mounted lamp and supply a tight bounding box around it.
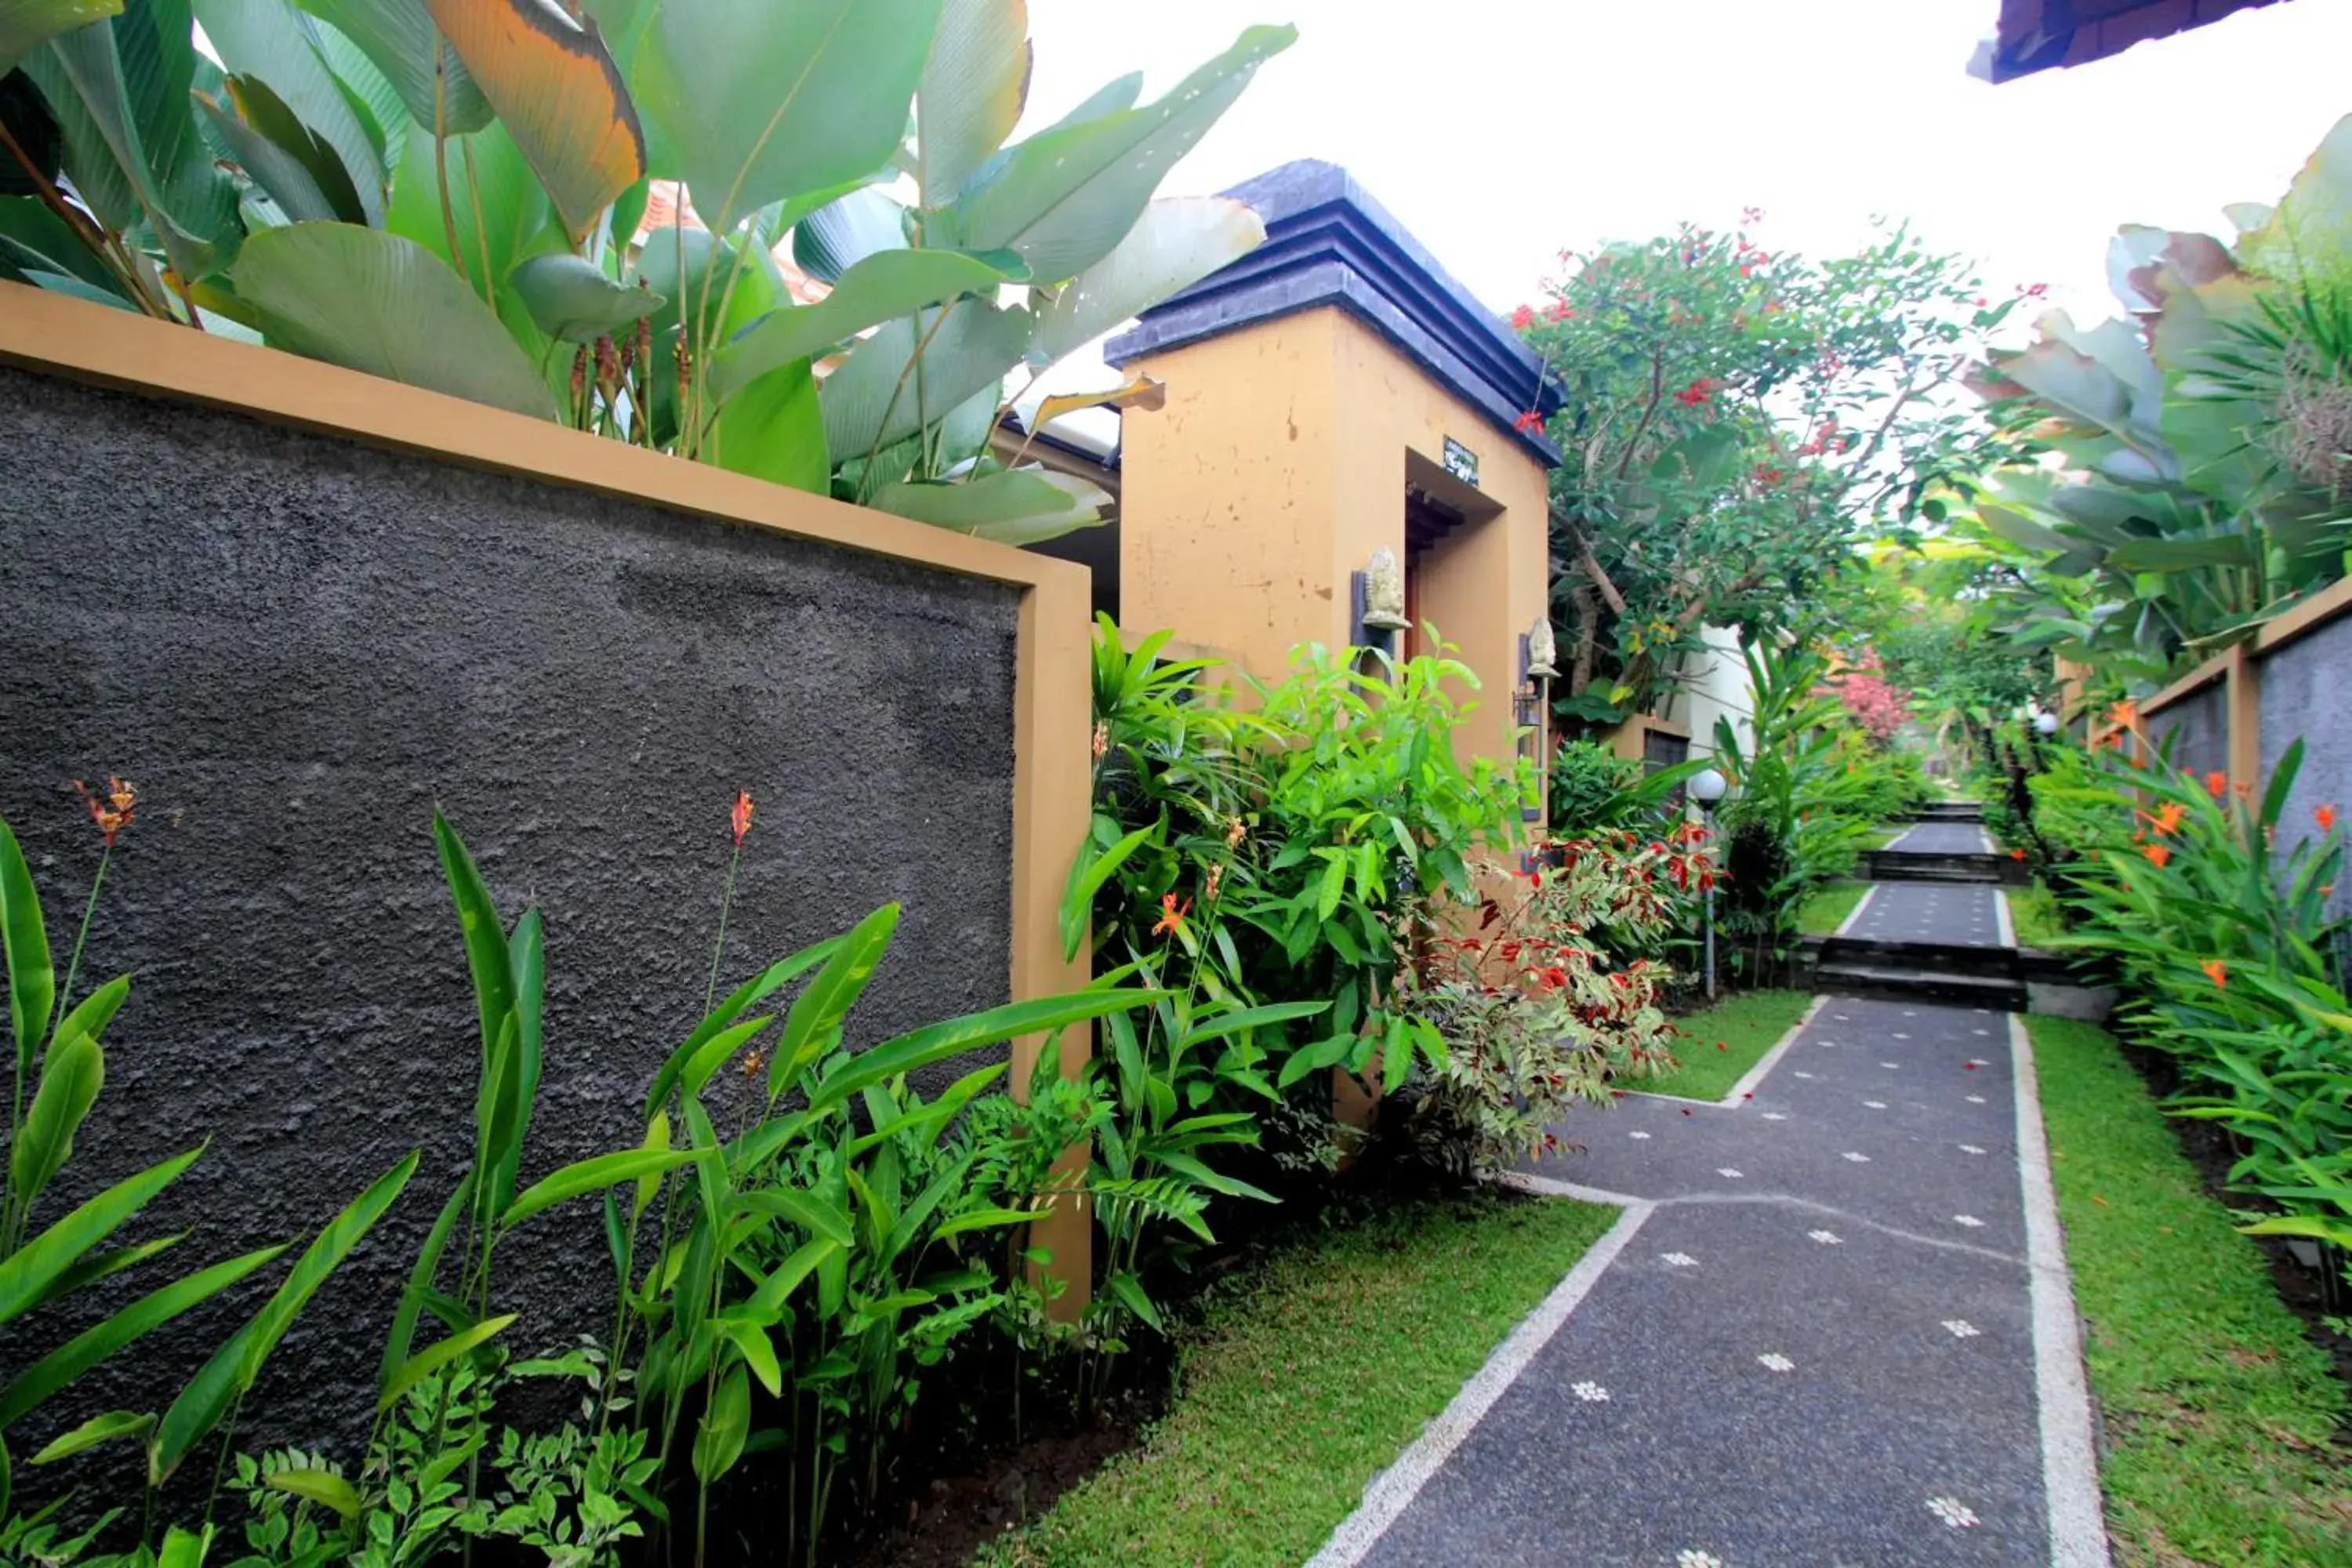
[1349,546,1409,658]
[1527,616,1559,680]
[2032,710,2060,737]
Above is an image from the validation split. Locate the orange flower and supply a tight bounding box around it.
[730,789,753,848]
[2107,699,2138,728]
[1152,893,1191,938]
[2143,842,2172,869]
[73,776,136,848]
[2151,802,2183,837]
[2318,804,2337,833]
[2009,848,2027,861]
[2205,771,2227,799]
[2201,958,2227,989]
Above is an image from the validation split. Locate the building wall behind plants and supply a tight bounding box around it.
[0,365,1022,1457]
[2150,681,2228,784]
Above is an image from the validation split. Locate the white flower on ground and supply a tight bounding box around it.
[1716,1167,1744,1179]
[1808,1229,1841,1244]
[1943,1319,1981,1338]
[1842,1152,1871,1163]
[1958,1144,1987,1155]
[1756,1352,1795,1372]
[1795,1071,1815,1079]
[1571,1381,1611,1402]
[1662,1252,1699,1267]
[1762,1112,1788,1121]
[1679,1552,1726,1568]
[1864,1101,1887,1109]
[1965,1094,1987,1104]
[1927,1497,1980,1528]
[1952,1214,1985,1228]
[1630,1131,1653,1140]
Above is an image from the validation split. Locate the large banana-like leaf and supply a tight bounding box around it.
[422,0,642,241]
[234,221,558,419]
[2241,110,2352,289]
[23,0,241,282]
[9,1032,100,1212]
[700,230,826,493]
[791,185,905,284]
[197,74,365,224]
[953,25,1293,284]
[0,815,53,1084]
[383,118,556,313]
[292,0,488,135]
[915,0,1028,205]
[194,0,383,226]
[510,250,660,342]
[630,0,943,236]
[151,1152,418,1483]
[709,247,1025,408]
[819,297,1035,465]
[869,467,1108,546]
[0,0,118,77]
[1029,195,1263,364]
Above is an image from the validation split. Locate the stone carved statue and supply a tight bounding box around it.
[1362,547,1409,631]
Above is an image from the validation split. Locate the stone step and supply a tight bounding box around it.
[1863,850,2024,885]
[1911,800,1986,822]
[1813,961,2027,1011]
[1821,935,2020,981]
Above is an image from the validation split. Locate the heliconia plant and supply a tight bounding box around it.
[1,0,1294,544]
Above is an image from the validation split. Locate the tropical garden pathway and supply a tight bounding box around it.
[1306,824,2107,1568]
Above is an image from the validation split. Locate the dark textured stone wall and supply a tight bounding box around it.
[0,365,1020,1468]
[2259,616,2352,941]
[2147,681,2226,782]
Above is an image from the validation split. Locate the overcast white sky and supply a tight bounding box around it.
[1021,0,2351,335]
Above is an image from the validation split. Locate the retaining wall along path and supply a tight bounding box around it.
[0,285,1093,1461]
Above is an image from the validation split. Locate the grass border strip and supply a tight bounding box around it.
[1720,993,1830,1105]
[1301,1192,1653,1568]
[1994,885,2017,949]
[1833,883,1881,937]
[2007,1011,2113,1568]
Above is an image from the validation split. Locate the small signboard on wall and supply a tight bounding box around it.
[1442,437,1479,489]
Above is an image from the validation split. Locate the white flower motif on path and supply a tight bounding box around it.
[1901,1009,1916,1016]
[1966,1058,1991,1067]
[1973,1008,1991,1015]
[1927,1497,1980,1529]
[1794,1071,1815,1080]
[1571,1381,1611,1402]
[1882,1061,1901,1069]
[1679,1553,1725,1568]
[1893,1033,1911,1040]
[1959,1143,1987,1155]
[1630,1131,1652,1140]
[1842,1152,1871,1163]
[1661,1252,1700,1269]
[1808,1229,1841,1244]
[1833,1013,1849,1021]
[1864,1100,1887,1109]
[1762,1112,1788,1121]
[1756,1352,1795,1372]
[1942,1319,1981,1338]
[1973,1029,1991,1037]
[1716,1167,1744,1179]
[1965,1094,1987,1104]
[1952,1214,1985,1228]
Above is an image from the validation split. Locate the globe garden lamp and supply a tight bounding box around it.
[1690,767,1728,998]
[2033,710,2060,737]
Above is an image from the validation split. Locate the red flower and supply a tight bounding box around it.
[2318,804,2337,833]
[729,789,753,848]
[1513,408,1546,434]
[2009,848,2027,861]
[2205,771,2228,799]
[1964,1062,1978,1071]
[1715,1040,1728,1051]
[2143,842,2172,869]
[1674,378,1719,408]
[74,777,136,848]
[1544,299,1573,321]
[1152,893,1190,938]
[1509,303,1535,330]
[2201,958,2227,989]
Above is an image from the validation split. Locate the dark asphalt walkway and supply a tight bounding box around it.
[1309,877,2104,1568]
[1886,821,1998,856]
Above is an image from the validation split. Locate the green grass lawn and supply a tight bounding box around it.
[975,1191,1617,1568]
[1796,880,1869,935]
[2008,883,2068,949]
[2029,1016,2352,1566]
[1642,989,1815,1101]
[1873,822,1908,848]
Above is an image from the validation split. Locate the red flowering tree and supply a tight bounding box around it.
[1510,213,2029,728]
[1832,659,1912,744]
